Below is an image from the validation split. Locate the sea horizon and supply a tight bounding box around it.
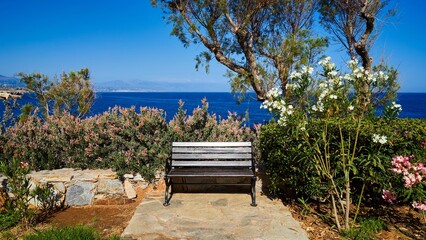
[1,92,426,125]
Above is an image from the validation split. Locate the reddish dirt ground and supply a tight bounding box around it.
[287,200,426,240]
[43,183,166,238]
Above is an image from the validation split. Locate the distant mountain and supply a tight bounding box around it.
[93,79,225,92]
[0,75,25,88]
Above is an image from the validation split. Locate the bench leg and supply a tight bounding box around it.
[163,177,171,206]
[250,176,257,207]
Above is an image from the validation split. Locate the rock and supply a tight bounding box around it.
[138,181,150,190]
[155,170,165,180]
[123,174,134,179]
[73,172,99,182]
[65,181,96,206]
[124,179,137,199]
[97,179,124,195]
[96,169,117,179]
[53,182,66,193]
[134,173,144,181]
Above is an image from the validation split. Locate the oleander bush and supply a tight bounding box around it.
[169,98,256,142]
[260,116,426,201]
[1,99,257,181]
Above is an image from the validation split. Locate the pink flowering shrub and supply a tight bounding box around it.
[1,99,257,181]
[169,98,257,142]
[386,155,426,211]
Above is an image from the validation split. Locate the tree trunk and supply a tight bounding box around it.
[354,1,375,111]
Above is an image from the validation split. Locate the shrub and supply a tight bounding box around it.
[2,99,258,182]
[259,122,321,198]
[260,118,426,201]
[82,106,169,179]
[23,225,101,240]
[169,99,256,142]
[0,159,36,229]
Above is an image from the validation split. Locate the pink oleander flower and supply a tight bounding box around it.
[382,190,397,204]
[403,174,416,188]
[415,172,423,182]
[412,202,426,211]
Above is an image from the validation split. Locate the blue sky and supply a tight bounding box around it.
[0,0,425,92]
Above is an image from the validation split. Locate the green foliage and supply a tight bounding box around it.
[259,123,322,198]
[0,99,18,134]
[259,56,403,229]
[18,68,95,119]
[169,98,255,142]
[153,0,327,100]
[260,118,426,202]
[341,218,386,240]
[0,159,36,229]
[23,225,101,240]
[31,183,63,220]
[2,99,257,182]
[0,211,21,231]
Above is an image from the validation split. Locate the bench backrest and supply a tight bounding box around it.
[170,142,253,168]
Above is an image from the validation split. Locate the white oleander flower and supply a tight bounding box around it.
[347,59,358,68]
[301,66,314,75]
[390,101,402,112]
[328,70,338,77]
[372,134,387,145]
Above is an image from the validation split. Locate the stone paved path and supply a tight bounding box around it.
[121,191,309,240]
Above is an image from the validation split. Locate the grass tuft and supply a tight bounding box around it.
[342,218,387,240]
[23,225,101,240]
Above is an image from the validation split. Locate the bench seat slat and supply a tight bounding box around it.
[168,168,254,177]
[172,142,251,147]
[172,153,251,159]
[172,147,251,153]
[172,160,252,167]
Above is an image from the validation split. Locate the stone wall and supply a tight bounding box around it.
[0,168,154,207]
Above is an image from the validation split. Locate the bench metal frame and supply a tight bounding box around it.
[163,142,257,207]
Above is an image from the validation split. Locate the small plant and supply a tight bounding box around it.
[31,183,63,220]
[23,225,101,240]
[0,159,36,229]
[342,218,386,240]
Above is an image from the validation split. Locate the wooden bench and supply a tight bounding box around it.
[163,142,257,207]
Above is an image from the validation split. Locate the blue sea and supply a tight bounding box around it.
[1,92,426,125]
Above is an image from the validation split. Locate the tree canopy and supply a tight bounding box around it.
[153,0,397,109]
[18,68,95,119]
[152,0,327,101]
[319,0,397,110]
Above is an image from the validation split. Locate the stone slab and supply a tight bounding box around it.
[122,192,309,240]
[124,179,137,199]
[97,178,124,195]
[65,181,96,206]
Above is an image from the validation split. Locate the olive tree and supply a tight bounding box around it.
[319,0,398,110]
[152,0,327,101]
[18,68,95,119]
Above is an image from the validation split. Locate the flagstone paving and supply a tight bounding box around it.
[121,191,309,240]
